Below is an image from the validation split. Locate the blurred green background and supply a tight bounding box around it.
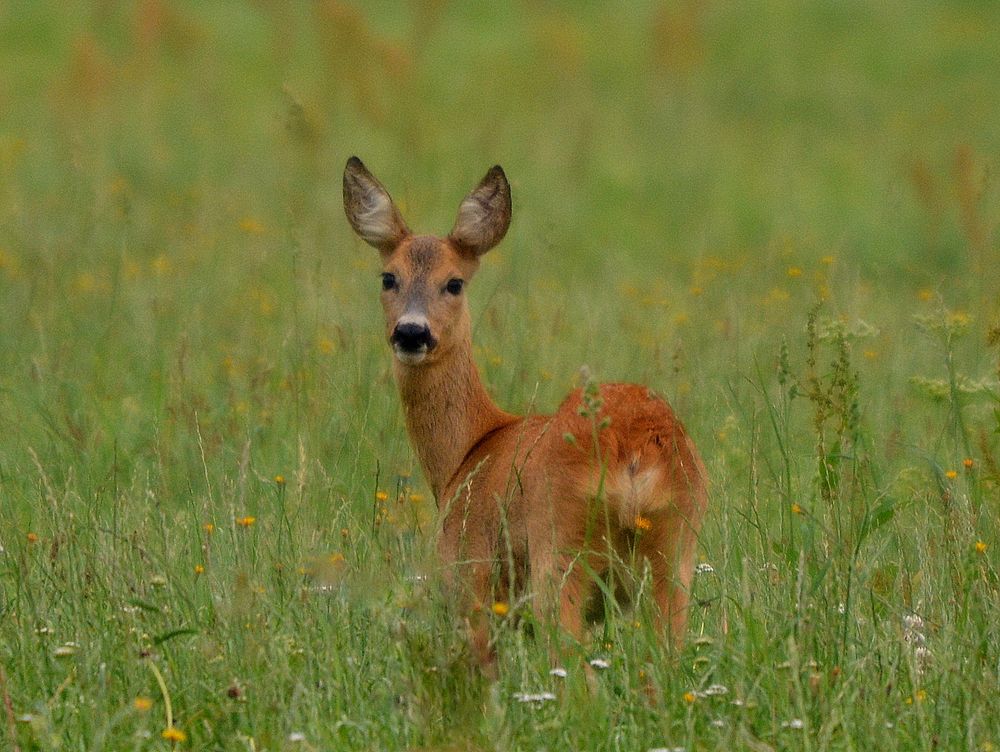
[2,0,998,491]
[2,0,998,463]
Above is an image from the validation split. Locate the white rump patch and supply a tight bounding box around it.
[609,462,665,526]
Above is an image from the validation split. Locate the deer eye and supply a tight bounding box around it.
[445,278,464,296]
[381,273,398,291]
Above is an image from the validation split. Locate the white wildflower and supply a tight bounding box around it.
[781,719,805,730]
[695,563,715,574]
[903,611,931,674]
[902,613,925,636]
[513,691,557,704]
[288,732,306,742]
[588,658,610,670]
[549,667,568,678]
[704,684,729,696]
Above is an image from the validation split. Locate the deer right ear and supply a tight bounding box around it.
[449,165,512,257]
[343,157,411,253]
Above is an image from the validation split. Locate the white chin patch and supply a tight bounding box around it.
[394,347,428,365]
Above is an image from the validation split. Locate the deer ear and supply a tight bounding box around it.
[343,157,411,253]
[449,165,511,257]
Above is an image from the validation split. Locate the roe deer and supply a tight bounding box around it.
[343,157,708,673]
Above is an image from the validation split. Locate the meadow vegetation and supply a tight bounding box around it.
[1,2,998,749]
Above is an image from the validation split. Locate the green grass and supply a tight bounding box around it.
[1,1,999,749]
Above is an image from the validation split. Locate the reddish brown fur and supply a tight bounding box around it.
[343,158,708,672]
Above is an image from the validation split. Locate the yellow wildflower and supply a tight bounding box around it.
[791,503,803,515]
[375,490,389,502]
[203,523,215,535]
[634,515,653,532]
[683,691,696,703]
[236,516,256,528]
[239,217,266,235]
[765,287,790,304]
[975,541,987,555]
[491,601,510,617]
[274,474,285,485]
[409,493,425,504]
[134,696,153,712]
[73,271,102,293]
[26,532,39,543]
[945,470,957,480]
[963,458,974,469]
[949,311,971,327]
[161,726,187,742]
[787,266,802,278]
[151,255,172,276]
[194,564,205,575]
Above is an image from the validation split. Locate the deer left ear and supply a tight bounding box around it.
[343,157,411,253]
[449,165,511,257]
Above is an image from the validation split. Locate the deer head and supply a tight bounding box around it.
[343,157,511,366]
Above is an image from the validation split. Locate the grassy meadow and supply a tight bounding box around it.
[1,1,999,749]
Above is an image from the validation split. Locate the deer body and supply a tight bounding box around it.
[344,158,708,670]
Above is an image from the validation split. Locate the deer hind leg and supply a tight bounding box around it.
[637,508,700,648]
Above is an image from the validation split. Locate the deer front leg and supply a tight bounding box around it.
[463,559,498,676]
[529,547,593,664]
[439,530,498,676]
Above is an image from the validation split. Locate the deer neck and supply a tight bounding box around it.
[394,338,515,501]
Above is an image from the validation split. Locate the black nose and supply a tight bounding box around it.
[391,322,435,352]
